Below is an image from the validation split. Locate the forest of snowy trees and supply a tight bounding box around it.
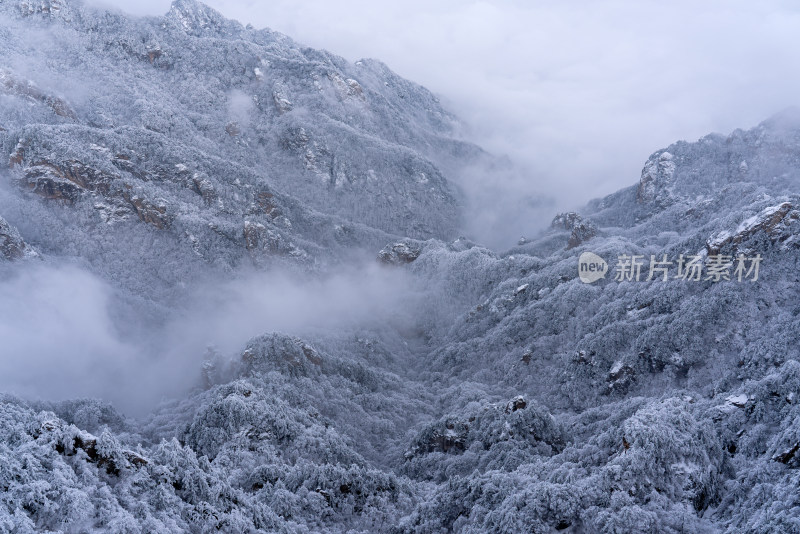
[1,1,800,532]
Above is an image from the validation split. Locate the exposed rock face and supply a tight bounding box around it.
[15,0,68,18]
[378,240,423,265]
[551,211,597,249]
[504,395,527,413]
[242,220,265,251]
[127,195,170,229]
[0,69,77,120]
[567,221,597,249]
[551,212,583,231]
[22,164,83,203]
[773,442,800,466]
[243,220,301,256]
[239,333,324,378]
[191,175,218,206]
[0,216,30,260]
[631,114,800,216]
[637,150,676,204]
[606,360,635,394]
[224,122,240,137]
[20,160,113,203]
[408,422,468,455]
[13,156,172,229]
[272,85,293,113]
[706,201,798,254]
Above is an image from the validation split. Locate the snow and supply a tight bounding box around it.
[725,394,749,407]
[2,2,800,532]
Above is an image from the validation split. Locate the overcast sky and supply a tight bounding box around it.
[89,0,800,230]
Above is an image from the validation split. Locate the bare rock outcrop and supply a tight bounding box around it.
[0,216,32,260]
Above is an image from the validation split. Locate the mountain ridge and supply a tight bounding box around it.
[2,1,800,533]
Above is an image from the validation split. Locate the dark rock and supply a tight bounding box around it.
[0,68,77,120]
[378,240,422,265]
[706,202,797,254]
[505,395,527,413]
[567,221,597,249]
[0,216,30,260]
[551,211,597,249]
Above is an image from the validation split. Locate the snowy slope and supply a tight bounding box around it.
[2,1,800,533]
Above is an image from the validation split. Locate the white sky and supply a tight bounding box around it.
[88,0,800,236]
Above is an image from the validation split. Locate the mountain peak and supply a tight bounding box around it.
[165,0,241,34]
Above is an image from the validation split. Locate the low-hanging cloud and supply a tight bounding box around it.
[227,89,256,129]
[0,259,426,415]
[158,261,424,365]
[0,264,141,407]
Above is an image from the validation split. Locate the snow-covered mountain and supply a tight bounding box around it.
[2,1,800,533]
[0,0,473,287]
